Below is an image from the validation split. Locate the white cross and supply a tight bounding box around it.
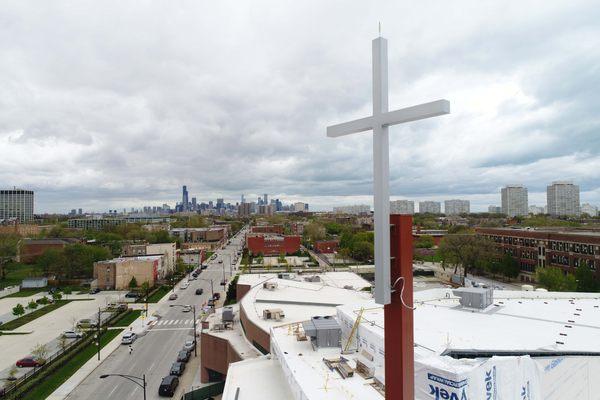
[327,37,450,305]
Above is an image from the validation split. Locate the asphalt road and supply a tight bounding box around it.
[66,228,247,400]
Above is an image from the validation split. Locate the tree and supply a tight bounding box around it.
[303,222,326,244]
[62,244,111,279]
[575,264,599,292]
[12,303,25,317]
[536,267,577,292]
[338,248,351,265]
[0,233,20,279]
[52,291,62,301]
[31,343,49,363]
[27,300,38,310]
[7,365,18,381]
[438,235,497,278]
[352,241,374,262]
[415,235,435,249]
[58,335,69,352]
[129,276,138,289]
[36,248,66,277]
[499,254,520,279]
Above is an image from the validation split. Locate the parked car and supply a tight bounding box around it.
[16,357,45,368]
[181,306,192,313]
[180,283,189,290]
[76,319,98,329]
[48,287,60,294]
[63,330,83,339]
[195,288,204,295]
[218,260,223,264]
[121,332,137,345]
[125,291,140,298]
[158,375,179,397]
[213,293,220,300]
[89,288,100,294]
[168,293,178,301]
[201,264,207,270]
[207,299,215,307]
[183,338,195,353]
[220,280,226,286]
[106,303,128,312]
[177,350,190,362]
[169,361,186,376]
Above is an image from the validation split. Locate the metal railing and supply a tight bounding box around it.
[181,381,225,400]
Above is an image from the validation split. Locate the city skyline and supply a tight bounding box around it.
[1,2,599,214]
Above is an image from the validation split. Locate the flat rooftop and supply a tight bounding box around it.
[203,304,261,360]
[222,356,293,400]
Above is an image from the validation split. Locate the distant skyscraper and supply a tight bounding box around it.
[501,185,528,217]
[191,197,197,211]
[390,200,414,215]
[419,201,441,214]
[263,194,268,205]
[444,199,470,215]
[182,185,189,211]
[216,198,224,209]
[0,188,34,222]
[241,194,245,204]
[547,181,580,216]
[238,202,251,216]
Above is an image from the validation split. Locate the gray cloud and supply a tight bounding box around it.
[0,0,599,213]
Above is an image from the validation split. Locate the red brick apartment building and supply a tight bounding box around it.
[477,227,600,282]
[246,234,301,256]
[314,240,339,253]
[250,225,284,235]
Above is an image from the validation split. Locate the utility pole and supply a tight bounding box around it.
[96,307,101,361]
[192,306,197,356]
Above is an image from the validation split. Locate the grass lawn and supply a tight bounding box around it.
[0,263,43,290]
[21,328,124,400]
[146,285,171,303]
[110,309,142,327]
[5,287,48,298]
[1,300,71,330]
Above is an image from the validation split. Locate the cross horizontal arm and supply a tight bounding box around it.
[381,99,450,127]
[327,116,374,137]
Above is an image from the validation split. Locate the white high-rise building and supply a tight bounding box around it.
[547,181,580,216]
[333,205,371,215]
[581,203,598,217]
[0,188,34,222]
[488,205,502,213]
[292,202,306,212]
[419,201,441,214]
[444,199,470,215]
[390,200,414,215]
[501,184,528,217]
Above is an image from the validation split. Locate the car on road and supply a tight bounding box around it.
[63,330,83,339]
[16,357,45,368]
[213,293,221,300]
[181,306,192,313]
[207,299,215,308]
[158,375,179,397]
[183,338,195,353]
[169,361,186,376]
[201,264,207,270]
[180,283,189,290]
[195,288,204,295]
[76,319,98,329]
[177,350,190,363]
[106,303,128,312]
[220,280,226,286]
[125,291,140,298]
[121,332,137,344]
[168,293,178,300]
[89,288,100,294]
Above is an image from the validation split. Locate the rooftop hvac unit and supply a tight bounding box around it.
[263,308,285,321]
[277,273,295,280]
[302,316,342,349]
[222,306,234,323]
[343,285,354,290]
[304,275,321,282]
[263,282,278,290]
[452,287,493,309]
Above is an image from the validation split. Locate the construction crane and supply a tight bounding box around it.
[343,307,364,353]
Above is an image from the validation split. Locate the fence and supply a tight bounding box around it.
[181,381,225,400]
[1,307,126,399]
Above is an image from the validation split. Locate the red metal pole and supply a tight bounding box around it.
[385,214,414,399]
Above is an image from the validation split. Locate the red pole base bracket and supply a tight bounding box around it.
[385,214,414,399]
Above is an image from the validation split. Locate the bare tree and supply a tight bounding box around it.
[31,343,50,363]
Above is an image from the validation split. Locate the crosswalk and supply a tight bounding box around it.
[153,319,200,327]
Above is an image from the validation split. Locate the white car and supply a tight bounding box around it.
[63,330,83,339]
[121,332,137,345]
[182,306,192,313]
[180,283,189,290]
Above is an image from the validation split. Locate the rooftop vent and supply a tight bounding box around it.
[304,275,321,283]
[263,308,285,321]
[302,316,342,348]
[452,287,493,309]
[263,282,278,290]
[277,273,295,280]
[222,306,234,323]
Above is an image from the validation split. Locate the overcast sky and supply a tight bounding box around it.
[1,1,599,213]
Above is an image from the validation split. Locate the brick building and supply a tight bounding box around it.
[93,257,160,290]
[251,225,284,235]
[477,227,600,282]
[246,235,301,256]
[19,238,81,263]
[314,240,339,254]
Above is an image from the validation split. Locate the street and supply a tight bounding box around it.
[66,228,246,400]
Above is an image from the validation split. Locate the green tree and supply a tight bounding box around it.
[338,248,351,265]
[438,235,496,278]
[0,233,19,279]
[63,244,111,278]
[58,335,69,352]
[12,303,25,317]
[575,264,599,292]
[536,267,577,292]
[499,254,520,279]
[36,248,67,277]
[415,235,435,249]
[303,222,326,244]
[129,276,138,289]
[352,241,374,262]
[27,300,38,310]
[52,291,62,301]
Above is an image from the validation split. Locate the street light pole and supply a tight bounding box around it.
[100,373,146,400]
[97,307,101,361]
